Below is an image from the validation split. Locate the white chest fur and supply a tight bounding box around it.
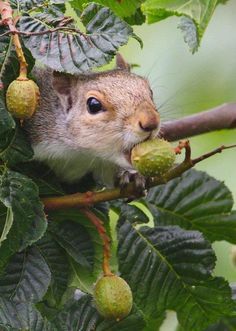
[33,141,118,186]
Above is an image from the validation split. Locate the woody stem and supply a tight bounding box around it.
[42,143,236,211]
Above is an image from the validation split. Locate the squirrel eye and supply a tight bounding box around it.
[87,97,103,114]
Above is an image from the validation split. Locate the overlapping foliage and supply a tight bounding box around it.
[0,0,235,330]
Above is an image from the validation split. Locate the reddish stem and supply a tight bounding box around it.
[80,208,113,276]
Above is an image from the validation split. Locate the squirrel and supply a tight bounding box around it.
[24,54,160,188]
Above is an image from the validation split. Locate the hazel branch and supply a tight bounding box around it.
[42,142,236,211]
[159,103,236,141]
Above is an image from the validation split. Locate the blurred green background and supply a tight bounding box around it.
[120,1,236,329]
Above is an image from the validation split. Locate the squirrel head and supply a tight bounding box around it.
[30,54,160,171]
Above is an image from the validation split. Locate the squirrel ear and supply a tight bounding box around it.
[116,53,130,71]
[52,71,77,112]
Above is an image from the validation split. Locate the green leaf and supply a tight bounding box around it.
[141,0,218,52]
[14,162,64,197]
[53,294,146,331]
[10,0,66,13]
[0,124,34,166]
[70,0,144,18]
[52,294,100,330]
[0,42,35,89]
[0,208,13,246]
[0,170,47,271]
[20,3,135,74]
[144,169,236,243]
[0,299,54,330]
[49,209,105,294]
[142,312,166,331]
[36,233,70,305]
[204,318,236,331]
[96,306,146,330]
[0,91,15,154]
[112,201,149,224]
[118,221,235,331]
[124,8,146,25]
[0,27,12,80]
[0,247,51,303]
[178,17,198,53]
[50,220,94,270]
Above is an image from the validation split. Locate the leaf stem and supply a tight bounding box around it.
[0,0,28,78]
[80,208,113,276]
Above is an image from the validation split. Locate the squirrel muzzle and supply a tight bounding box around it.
[136,101,160,134]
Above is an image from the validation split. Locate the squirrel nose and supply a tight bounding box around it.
[139,120,158,132]
[138,113,159,132]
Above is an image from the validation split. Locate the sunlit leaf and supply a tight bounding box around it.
[141,0,218,52]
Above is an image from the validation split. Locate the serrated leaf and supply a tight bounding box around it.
[49,209,106,293]
[118,221,235,331]
[0,125,34,166]
[14,161,64,197]
[0,299,54,330]
[112,201,149,224]
[141,0,218,52]
[124,8,146,25]
[0,247,51,303]
[52,295,100,330]
[96,306,146,330]
[20,3,135,73]
[0,91,15,154]
[142,312,166,331]
[10,0,65,13]
[144,169,236,244]
[0,170,47,271]
[36,233,69,305]
[178,17,198,53]
[53,294,146,331]
[70,0,144,18]
[50,220,94,270]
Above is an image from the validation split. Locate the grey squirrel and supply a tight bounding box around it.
[25,54,160,187]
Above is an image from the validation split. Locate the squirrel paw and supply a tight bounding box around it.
[117,170,146,194]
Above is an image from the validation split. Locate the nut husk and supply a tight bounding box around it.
[6,78,40,119]
[131,139,176,177]
[94,274,133,320]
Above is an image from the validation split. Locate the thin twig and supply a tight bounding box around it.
[42,143,236,211]
[192,144,236,165]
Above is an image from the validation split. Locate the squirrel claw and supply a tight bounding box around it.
[118,170,146,195]
[118,170,131,189]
